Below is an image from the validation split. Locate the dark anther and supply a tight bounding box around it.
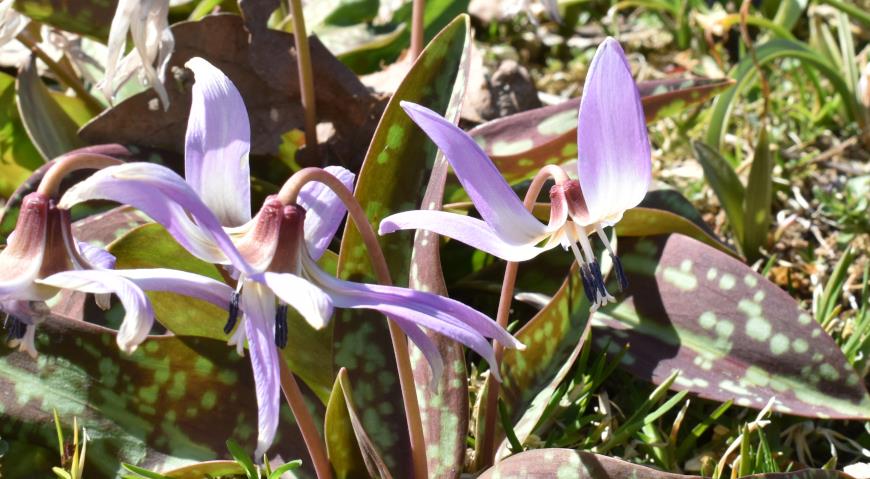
[579,265,596,303]
[611,254,628,291]
[4,316,26,341]
[224,292,240,334]
[275,304,289,349]
[589,261,608,297]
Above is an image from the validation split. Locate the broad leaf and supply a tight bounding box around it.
[405,15,473,479]
[478,449,697,479]
[16,55,85,160]
[593,234,870,419]
[0,316,313,477]
[334,14,472,476]
[467,78,733,185]
[324,368,393,479]
[0,71,41,198]
[13,0,114,40]
[742,126,774,263]
[692,141,746,246]
[108,223,334,402]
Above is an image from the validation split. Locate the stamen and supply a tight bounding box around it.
[579,264,596,303]
[595,225,628,291]
[275,304,289,349]
[5,316,26,341]
[224,292,240,334]
[589,261,608,297]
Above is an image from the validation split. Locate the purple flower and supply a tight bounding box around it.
[379,38,651,311]
[0,189,232,357]
[60,57,523,457]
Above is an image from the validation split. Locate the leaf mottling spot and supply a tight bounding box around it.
[492,139,534,156]
[663,266,697,291]
[698,311,717,330]
[819,363,840,381]
[744,275,758,288]
[770,333,789,355]
[745,316,772,342]
[718,273,736,290]
[560,142,578,158]
[792,338,808,354]
[538,109,577,136]
[798,314,812,325]
[706,267,718,281]
[715,320,734,338]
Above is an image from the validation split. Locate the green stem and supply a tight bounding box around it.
[288,0,318,160]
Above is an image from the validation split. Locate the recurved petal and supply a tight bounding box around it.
[113,268,234,310]
[59,162,256,276]
[240,281,281,458]
[77,242,116,270]
[298,166,354,260]
[100,0,138,101]
[263,272,333,329]
[38,269,154,353]
[576,38,651,225]
[184,57,252,226]
[389,315,444,386]
[379,210,549,262]
[400,101,547,244]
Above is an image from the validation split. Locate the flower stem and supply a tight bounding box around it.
[278,359,333,479]
[16,32,104,116]
[279,168,429,479]
[410,0,425,59]
[476,164,570,470]
[288,0,318,161]
[37,153,123,197]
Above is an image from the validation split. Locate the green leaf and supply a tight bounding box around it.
[52,467,73,479]
[162,460,246,478]
[692,141,746,246]
[13,0,114,40]
[225,440,258,479]
[108,223,334,402]
[465,78,733,186]
[0,71,42,198]
[321,0,379,26]
[742,126,774,263]
[122,463,172,479]
[268,460,303,479]
[16,56,85,160]
[324,368,392,479]
[334,14,472,475]
[705,39,859,149]
[592,234,870,420]
[0,316,310,477]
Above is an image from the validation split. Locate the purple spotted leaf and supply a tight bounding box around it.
[467,77,733,185]
[0,315,315,477]
[475,264,591,461]
[478,449,698,479]
[335,15,473,476]
[406,15,473,479]
[477,449,850,479]
[324,368,393,479]
[593,234,870,419]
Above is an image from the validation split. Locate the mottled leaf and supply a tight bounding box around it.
[406,15,473,479]
[0,316,313,477]
[475,264,591,461]
[324,368,393,479]
[334,14,472,476]
[468,78,733,185]
[107,223,334,402]
[478,449,698,479]
[16,55,85,160]
[13,0,114,40]
[593,234,870,419]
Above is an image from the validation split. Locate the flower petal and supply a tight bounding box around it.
[400,101,547,244]
[38,269,154,353]
[576,38,651,224]
[113,268,234,310]
[127,0,171,109]
[263,272,333,329]
[379,210,549,262]
[389,315,443,386]
[77,242,116,269]
[184,57,252,226]
[0,193,48,298]
[298,165,354,260]
[240,281,281,458]
[100,0,137,101]
[59,162,256,276]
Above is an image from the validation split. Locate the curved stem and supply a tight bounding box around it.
[37,153,123,197]
[409,0,425,59]
[279,167,428,479]
[279,359,333,479]
[476,165,569,470]
[16,32,104,116]
[288,0,318,161]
